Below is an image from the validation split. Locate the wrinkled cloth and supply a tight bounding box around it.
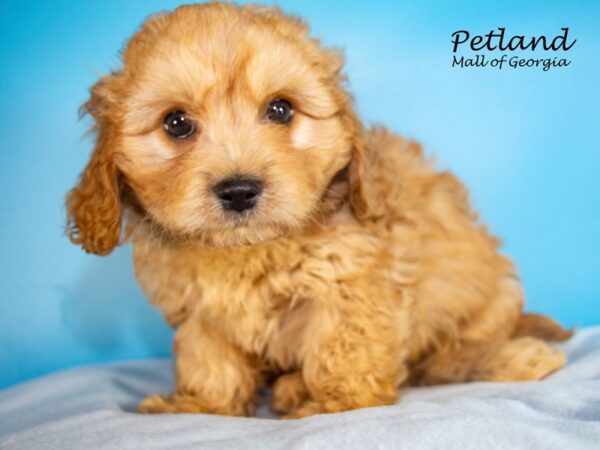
[1,328,599,449]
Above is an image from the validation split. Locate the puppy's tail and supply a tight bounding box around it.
[512,312,573,342]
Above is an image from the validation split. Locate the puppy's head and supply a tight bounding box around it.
[67,3,371,254]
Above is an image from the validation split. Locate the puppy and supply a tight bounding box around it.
[66,3,571,418]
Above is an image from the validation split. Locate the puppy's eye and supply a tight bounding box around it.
[265,99,294,125]
[163,111,196,139]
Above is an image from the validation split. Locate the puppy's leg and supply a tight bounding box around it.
[139,320,259,416]
[415,337,566,385]
[469,337,566,382]
[285,301,408,418]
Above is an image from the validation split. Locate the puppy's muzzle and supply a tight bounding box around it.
[213,177,263,213]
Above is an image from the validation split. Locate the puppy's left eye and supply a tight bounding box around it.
[265,99,294,125]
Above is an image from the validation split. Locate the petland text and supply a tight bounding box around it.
[451,28,575,71]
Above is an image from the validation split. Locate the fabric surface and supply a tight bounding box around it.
[1,328,599,450]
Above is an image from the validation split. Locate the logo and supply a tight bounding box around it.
[451,28,576,71]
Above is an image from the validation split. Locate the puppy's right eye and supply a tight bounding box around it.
[163,111,197,139]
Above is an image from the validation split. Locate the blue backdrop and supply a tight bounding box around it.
[0,0,598,389]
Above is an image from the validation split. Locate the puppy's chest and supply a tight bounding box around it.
[190,242,328,362]
[134,238,312,353]
[195,249,298,324]
[134,227,391,364]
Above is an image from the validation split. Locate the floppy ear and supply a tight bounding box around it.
[66,76,123,256]
[347,123,370,219]
[347,116,384,220]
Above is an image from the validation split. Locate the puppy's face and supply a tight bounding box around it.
[67,4,368,253]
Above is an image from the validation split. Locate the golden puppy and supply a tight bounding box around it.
[66,3,571,418]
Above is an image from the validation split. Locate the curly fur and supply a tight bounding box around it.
[66,3,570,418]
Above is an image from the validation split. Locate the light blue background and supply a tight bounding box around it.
[0,0,598,389]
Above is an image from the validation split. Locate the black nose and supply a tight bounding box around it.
[213,177,263,213]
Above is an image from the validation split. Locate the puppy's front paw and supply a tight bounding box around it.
[271,372,309,414]
[283,400,326,419]
[138,393,251,415]
[138,394,200,414]
[138,394,176,413]
[283,399,359,419]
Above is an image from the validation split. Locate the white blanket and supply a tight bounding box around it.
[1,328,599,449]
